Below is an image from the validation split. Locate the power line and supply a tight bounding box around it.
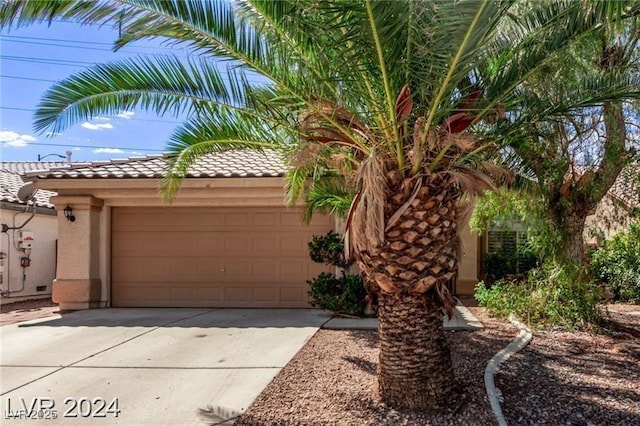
[0,106,184,125]
[0,75,56,83]
[0,141,166,152]
[1,54,96,67]
[0,36,193,59]
[1,34,172,50]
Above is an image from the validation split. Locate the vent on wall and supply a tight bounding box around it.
[36,286,47,292]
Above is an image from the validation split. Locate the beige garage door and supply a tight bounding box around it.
[111,207,332,307]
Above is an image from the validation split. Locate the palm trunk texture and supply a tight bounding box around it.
[377,292,455,409]
[357,174,460,409]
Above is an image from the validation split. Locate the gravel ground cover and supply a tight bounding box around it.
[0,298,59,326]
[237,303,640,425]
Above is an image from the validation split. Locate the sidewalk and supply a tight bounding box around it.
[322,303,483,331]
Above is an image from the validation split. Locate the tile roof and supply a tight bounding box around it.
[607,161,639,209]
[574,161,639,209]
[0,166,58,209]
[26,150,287,179]
[1,161,69,174]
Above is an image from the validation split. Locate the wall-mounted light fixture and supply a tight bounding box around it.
[63,205,75,222]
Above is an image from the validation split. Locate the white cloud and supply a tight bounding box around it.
[81,122,114,130]
[45,131,62,137]
[93,148,124,154]
[0,130,37,147]
[95,116,111,121]
[116,111,135,119]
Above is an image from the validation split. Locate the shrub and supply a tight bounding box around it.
[307,272,368,316]
[306,231,368,316]
[483,243,539,284]
[307,231,351,269]
[475,262,602,330]
[591,223,640,303]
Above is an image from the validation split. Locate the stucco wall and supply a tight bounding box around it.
[457,219,479,295]
[584,195,636,245]
[0,207,57,305]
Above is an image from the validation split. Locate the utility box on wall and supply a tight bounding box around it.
[18,231,35,249]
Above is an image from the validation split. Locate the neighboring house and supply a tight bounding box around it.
[0,162,65,305]
[584,161,639,245]
[470,161,640,292]
[26,151,336,310]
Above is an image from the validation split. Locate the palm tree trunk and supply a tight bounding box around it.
[377,291,456,409]
[355,174,460,410]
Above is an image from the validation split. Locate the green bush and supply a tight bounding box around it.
[307,272,368,315]
[591,223,640,303]
[307,231,352,269]
[307,231,368,315]
[483,243,539,284]
[475,262,602,330]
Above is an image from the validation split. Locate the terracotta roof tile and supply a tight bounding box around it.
[26,150,286,179]
[608,161,639,209]
[0,168,57,209]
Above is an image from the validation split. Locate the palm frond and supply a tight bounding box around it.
[34,55,233,133]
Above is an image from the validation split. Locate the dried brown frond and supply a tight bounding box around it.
[447,168,496,197]
[410,117,426,169]
[291,143,322,168]
[426,129,440,153]
[444,133,476,153]
[480,160,513,185]
[349,150,387,255]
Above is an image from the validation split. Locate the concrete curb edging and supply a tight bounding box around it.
[484,316,533,426]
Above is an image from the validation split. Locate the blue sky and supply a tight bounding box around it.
[1,20,186,162]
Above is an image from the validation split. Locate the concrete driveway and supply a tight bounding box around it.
[0,308,330,425]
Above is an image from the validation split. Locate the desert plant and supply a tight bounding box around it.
[307,231,367,315]
[475,262,602,330]
[591,223,640,303]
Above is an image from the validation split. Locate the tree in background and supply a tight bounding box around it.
[488,13,640,266]
[2,0,639,410]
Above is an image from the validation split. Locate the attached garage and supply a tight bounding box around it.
[111,207,331,307]
[28,150,337,310]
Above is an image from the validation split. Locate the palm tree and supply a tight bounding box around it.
[2,0,638,410]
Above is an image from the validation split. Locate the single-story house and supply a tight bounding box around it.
[25,150,481,310]
[0,162,64,304]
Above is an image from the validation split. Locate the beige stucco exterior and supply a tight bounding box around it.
[584,194,637,246]
[0,206,57,305]
[38,177,337,310]
[456,219,480,296]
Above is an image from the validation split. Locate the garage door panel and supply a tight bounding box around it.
[197,287,223,303]
[224,212,250,227]
[251,235,277,252]
[252,212,277,226]
[252,261,277,277]
[279,234,310,252]
[114,258,171,281]
[196,212,225,227]
[225,287,249,303]
[197,234,225,252]
[112,207,332,307]
[253,286,277,303]
[280,287,306,304]
[170,287,197,302]
[225,234,249,251]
